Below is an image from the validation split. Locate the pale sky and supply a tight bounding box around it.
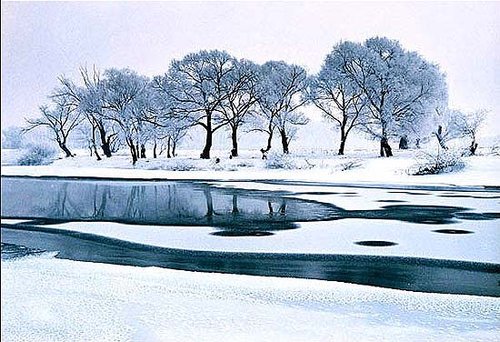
[2,1,500,137]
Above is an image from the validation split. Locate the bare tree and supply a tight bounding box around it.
[434,108,488,155]
[101,68,151,165]
[24,95,83,157]
[54,67,119,158]
[218,59,259,157]
[255,61,309,154]
[154,50,235,159]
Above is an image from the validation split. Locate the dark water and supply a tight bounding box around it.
[2,177,499,231]
[1,176,500,296]
[2,227,499,297]
[1,242,46,260]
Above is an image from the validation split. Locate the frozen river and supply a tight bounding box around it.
[1,176,499,296]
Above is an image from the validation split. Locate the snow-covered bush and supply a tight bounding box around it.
[17,144,57,166]
[161,159,202,171]
[487,137,500,156]
[337,159,362,171]
[490,145,500,157]
[408,149,465,175]
[265,152,295,169]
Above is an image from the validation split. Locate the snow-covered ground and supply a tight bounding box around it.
[2,254,499,342]
[2,147,499,187]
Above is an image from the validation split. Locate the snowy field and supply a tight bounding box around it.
[2,146,500,187]
[2,254,499,342]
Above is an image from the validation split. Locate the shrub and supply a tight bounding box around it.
[17,144,57,166]
[408,149,465,175]
[265,152,295,169]
[163,159,202,171]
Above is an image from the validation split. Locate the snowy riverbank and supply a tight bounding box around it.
[2,254,499,342]
[2,148,500,187]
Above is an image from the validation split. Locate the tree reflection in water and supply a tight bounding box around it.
[1,177,499,237]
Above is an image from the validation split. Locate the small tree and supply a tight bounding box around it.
[54,68,118,158]
[218,59,259,157]
[24,94,83,157]
[435,108,487,155]
[308,41,367,155]
[255,61,309,154]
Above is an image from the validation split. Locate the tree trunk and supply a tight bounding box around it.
[263,122,274,153]
[280,130,289,154]
[231,126,238,157]
[93,145,102,161]
[338,138,346,155]
[338,124,347,155]
[200,113,212,159]
[380,137,393,157]
[399,136,409,149]
[140,144,146,158]
[435,126,448,150]
[172,140,177,157]
[167,137,171,158]
[153,142,157,159]
[97,126,112,157]
[338,117,348,155]
[59,142,73,158]
[91,126,101,160]
[128,141,138,165]
[470,140,478,155]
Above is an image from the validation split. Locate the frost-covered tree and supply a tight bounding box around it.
[343,37,447,157]
[54,67,119,158]
[24,93,83,157]
[101,68,151,165]
[455,109,488,155]
[149,93,190,158]
[434,108,487,155]
[155,50,235,159]
[308,42,367,155]
[255,61,309,154]
[75,121,102,160]
[218,59,259,157]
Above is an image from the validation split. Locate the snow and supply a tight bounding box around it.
[2,148,499,187]
[6,217,496,264]
[2,255,499,342]
[2,147,499,341]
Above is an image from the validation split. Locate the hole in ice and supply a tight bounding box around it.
[354,240,398,247]
[432,229,474,235]
[376,200,408,203]
[210,231,274,237]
